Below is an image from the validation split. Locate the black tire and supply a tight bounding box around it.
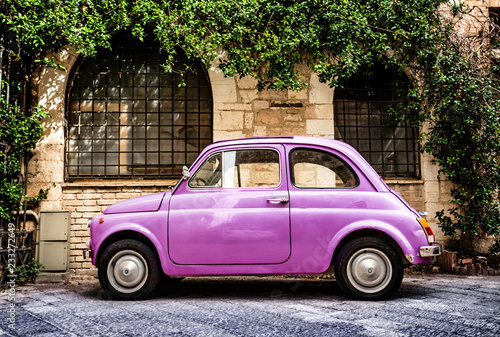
[98,239,160,300]
[334,236,403,300]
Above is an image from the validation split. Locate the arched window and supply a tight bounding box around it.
[65,34,213,179]
[333,62,420,178]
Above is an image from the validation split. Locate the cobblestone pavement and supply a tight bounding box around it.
[0,274,499,337]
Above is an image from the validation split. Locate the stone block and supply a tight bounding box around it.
[244,113,254,129]
[220,110,244,130]
[253,126,267,137]
[421,152,441,180]
[209,68,238,103]
[288,89,308,100]
[237,76,259,89]
[315,104,333,120]
[259,90,287,101]
[309,73,334,104]
[240,89,259,103]
[285,112,303,122]
[256,110,284,125]
[33,143,65,161]
[214,103,252,111]
[306,120,335,136]
[28,159,64,183]
[213,130,245,141]
[252,100,270,111]
[39,200,63,211]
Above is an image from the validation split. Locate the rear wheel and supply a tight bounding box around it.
[334,236,403,300]
[98,239,160,300]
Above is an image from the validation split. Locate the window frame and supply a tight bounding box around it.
[289,147,360,190]
[333,63,421,179]
[64,36,213,180]
[188,148,282,190]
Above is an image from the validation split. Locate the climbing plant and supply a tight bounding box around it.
[1,0,499,253]
[0,86,48,220]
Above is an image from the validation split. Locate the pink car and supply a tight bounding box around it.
[87,137,441,300]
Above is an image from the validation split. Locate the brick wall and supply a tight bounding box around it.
[61,181,176,279]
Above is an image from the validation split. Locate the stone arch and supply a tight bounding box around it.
[64,35,214,179]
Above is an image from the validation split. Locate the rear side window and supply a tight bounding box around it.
[290,148,358,189]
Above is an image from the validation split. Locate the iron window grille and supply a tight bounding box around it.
[333,63,420,178]
[65,34,213,179]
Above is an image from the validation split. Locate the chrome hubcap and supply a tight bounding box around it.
[107,250,148,293]
[347,248,392,294]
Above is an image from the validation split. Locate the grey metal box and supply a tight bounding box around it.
[39,241,69,271]
[40,211,70,241]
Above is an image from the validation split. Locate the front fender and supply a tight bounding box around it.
[91,212,168,270]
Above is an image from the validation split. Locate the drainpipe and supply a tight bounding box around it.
[11,210,40,260]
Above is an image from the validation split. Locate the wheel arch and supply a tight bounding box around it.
[96,230,163,272]
[331,229,412,268]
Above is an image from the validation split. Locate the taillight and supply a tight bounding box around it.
[418,218,435,243]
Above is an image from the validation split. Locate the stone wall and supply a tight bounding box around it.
[31,12,500,278]
[211,66,335,141]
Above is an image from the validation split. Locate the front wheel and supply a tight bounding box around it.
[98,239,160,300]
[334,236,403,300]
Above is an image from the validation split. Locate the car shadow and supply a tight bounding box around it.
[153,276,340,301]
[89,276,429,302]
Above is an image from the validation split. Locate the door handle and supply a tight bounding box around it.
[267,197,289,204]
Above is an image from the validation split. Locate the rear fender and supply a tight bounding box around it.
[327,220,419,264]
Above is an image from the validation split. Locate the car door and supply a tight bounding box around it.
[286,146,370,270]
[168,145,291,265]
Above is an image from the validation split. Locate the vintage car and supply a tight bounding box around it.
[86,136,441,300]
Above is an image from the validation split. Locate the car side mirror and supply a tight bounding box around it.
[182,166,190,180]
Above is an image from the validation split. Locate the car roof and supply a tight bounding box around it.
[204,136,387,192]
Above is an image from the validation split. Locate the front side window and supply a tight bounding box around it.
[189,153,222,187]
[189,149,280,188]
[290,149,358,188]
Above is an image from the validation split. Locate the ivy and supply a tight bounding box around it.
[1,1,499,253]
[0,87,48,220]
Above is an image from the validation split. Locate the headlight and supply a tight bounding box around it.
[87,218,92,235]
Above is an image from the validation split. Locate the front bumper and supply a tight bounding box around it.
[83,249,92,260]
[419,243,442,257]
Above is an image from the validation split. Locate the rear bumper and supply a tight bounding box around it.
[419,243,442,257]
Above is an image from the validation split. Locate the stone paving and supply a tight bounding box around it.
[0,274,499,336]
